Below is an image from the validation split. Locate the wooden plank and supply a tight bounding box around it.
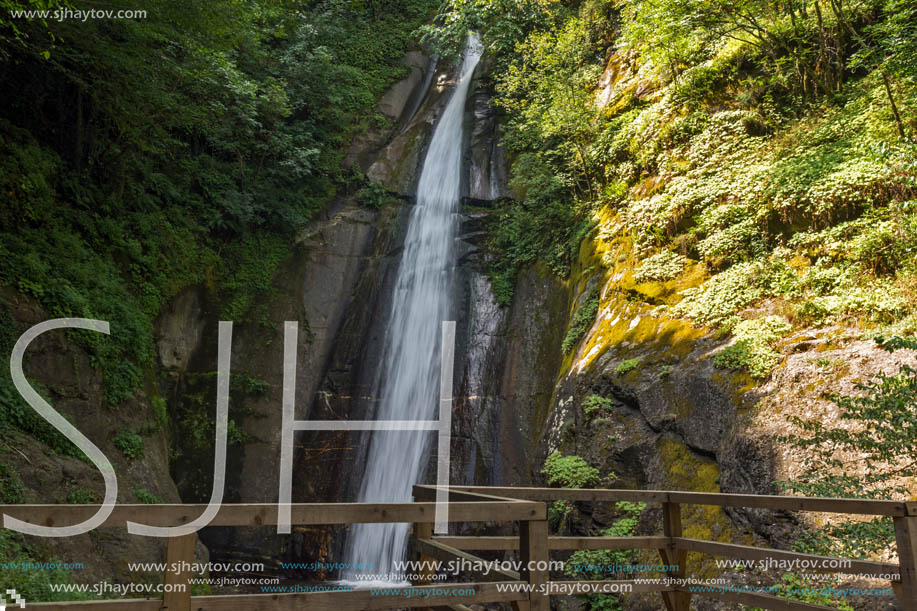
[448,488,910,516]
[414,537,521,582]
[163,532,195,611]
[28,601,161,610]
[431,535,670,551]
[680,586,841,611]
[28,583,526,610]
[520,519,549,611]
[894,516,917,611]
[660,502,689,611]
[675,537,900,578]
[432,536,518,550]
[666,491,909,516]
[0,500,544,528]
[451,487,669,504]
[413,485,532,504]
[548,580,673,594]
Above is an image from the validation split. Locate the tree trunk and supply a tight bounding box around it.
[882,72,907,140]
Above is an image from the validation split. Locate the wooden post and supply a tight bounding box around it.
[519,518,549,611]
[413,521,435,585]
[413,521,435,611]
[162,533,195,611]
[659,502,690,611]
[894,516,917,611]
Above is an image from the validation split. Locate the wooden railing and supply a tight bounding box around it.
[1,486,914,610]
[420,486,917,611]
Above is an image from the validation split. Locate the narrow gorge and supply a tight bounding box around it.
[1,1,915,610]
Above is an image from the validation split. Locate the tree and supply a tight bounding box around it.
[849,0,917,139]
[778,336,917,557]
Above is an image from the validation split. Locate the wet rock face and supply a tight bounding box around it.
[157,286,206,372]
[161,203,394,569]
[376,51,431,124]
[463,57,509,202]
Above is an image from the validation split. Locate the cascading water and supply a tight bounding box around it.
[341,34,483,584]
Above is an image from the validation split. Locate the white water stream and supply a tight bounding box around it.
[341,35,483,583]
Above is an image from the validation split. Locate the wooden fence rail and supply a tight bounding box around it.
[429,486,917,611]
[2,486,914,611]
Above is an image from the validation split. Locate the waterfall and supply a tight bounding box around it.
[341,34,483,584]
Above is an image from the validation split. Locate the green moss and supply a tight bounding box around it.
[562,288,601,354]
[655,436,735,576]
[113,429,144,460]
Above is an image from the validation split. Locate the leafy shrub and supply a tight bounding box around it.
[772,573,854,610]
[712,315,791,378]
[0,462,25,504]
[113,430,145,460]
[615,358,641,375]
[0,378,86,461]
[356,181,399,208]
[66,486,97,504]
[583,394,614,417]
[0,530,96,602]
[562,290,600,354]
[633,251,686,283]
[673,261,767,326]
[542,451,600,488]
[135,488,164,504]
[564,501,646,579]
[548,499,575,530]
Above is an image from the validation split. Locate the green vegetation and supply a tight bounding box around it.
[564,501,646,579]
[543,451,601,532]
[749,573,855,611]
[562,289,600,354]
[66,486,97,504]
[0,0,437,411]
[0,381,87,461]
[563,501,645,610]
[614,357,641,376]
[778,336,917,557]
[151,396,168,430]
[0,461,25,504]
[134,488,164,505]
[712,315,792,378]
[583,394,614,417]
[112,430,144,460]
[172,371,266,500]
[422,0,917,359]
[633,251,686,284]
[0,530,97,602]
[543,451,600,488]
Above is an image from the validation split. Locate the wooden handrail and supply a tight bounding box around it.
[4,486,916,611]
[449,486,917,516]
[0,499,544,528]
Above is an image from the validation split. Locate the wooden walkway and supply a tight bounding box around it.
[2,486,914,610]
